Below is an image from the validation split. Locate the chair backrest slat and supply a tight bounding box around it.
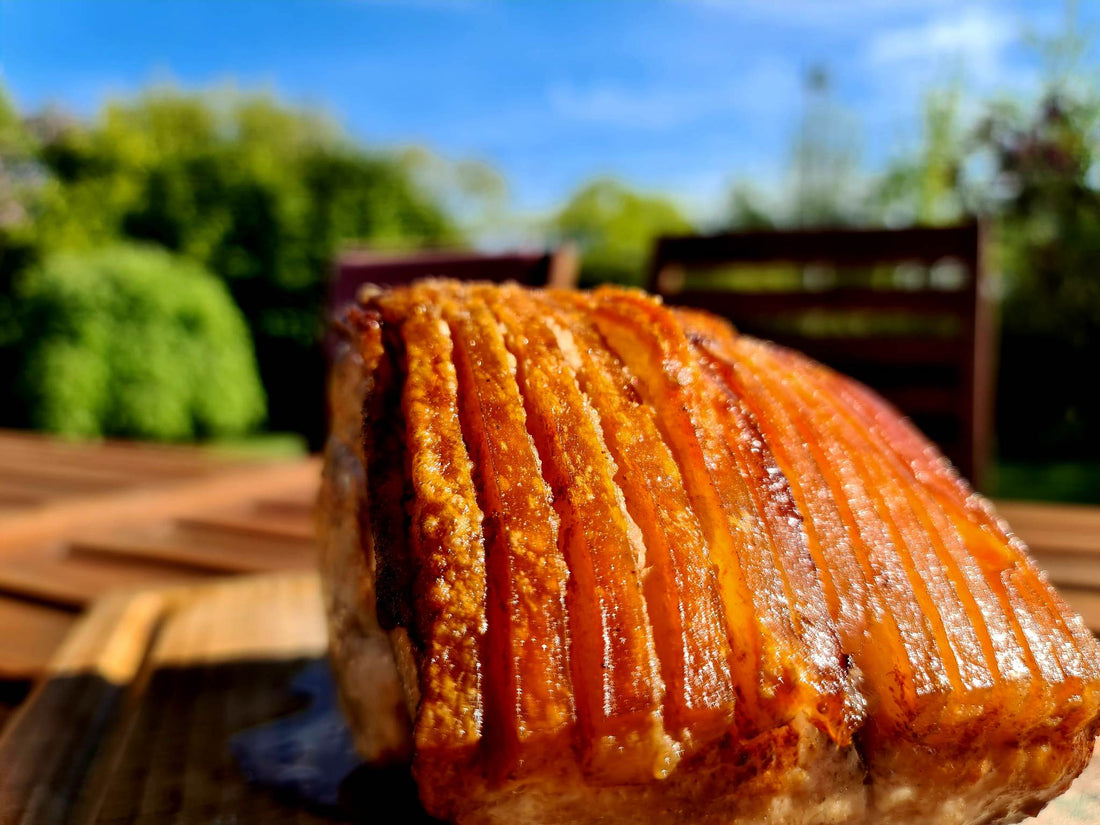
[652,224,980,268]
[667,288,975,317]
[648,221,994,489]
[331,247,578,316]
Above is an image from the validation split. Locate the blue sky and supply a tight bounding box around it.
[0,1,1095,218]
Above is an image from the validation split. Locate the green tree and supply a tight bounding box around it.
[553,178,693,287]
[953,3,1100,461]
[0,84,39,232]
[14,244,265,440]
[975,88,1100,459]
[726,182,778,230]
[873,89,969,227]
[399,146,508,237]
[0,85,44,398]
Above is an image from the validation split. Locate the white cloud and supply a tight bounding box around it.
[854,5,1044,174]
[867,7,1017,82]
[548,83,702,130]
[548,59,800,130]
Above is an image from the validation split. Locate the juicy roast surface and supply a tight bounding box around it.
[319,281,1100,825]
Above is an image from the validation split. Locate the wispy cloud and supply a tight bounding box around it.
[548,59,800,131]
[867,7,1017,82]
[548,82,714,130]
[856,5,1041,167]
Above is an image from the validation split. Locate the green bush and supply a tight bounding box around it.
[15,244,265,440]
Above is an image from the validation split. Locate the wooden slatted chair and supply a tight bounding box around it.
[330,246,579,318]
[647,222,995,489]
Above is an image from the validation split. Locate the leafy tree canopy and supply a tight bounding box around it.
[553,177,693,286]
[873,89,969,228]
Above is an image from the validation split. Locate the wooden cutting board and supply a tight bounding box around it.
[0,572,379,825]
[1,571,1097,825]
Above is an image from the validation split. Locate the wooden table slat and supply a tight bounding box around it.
[1032,553,1100,591]
[0,432,319,681]
[0,553,211,609]
[997,501,1100,534]
[1012,529,1100,558]
[69,535,313,575]
[253,497,316,515]
[0,597,77,681]
[2,424,1100,824]
[175,515,315,544]
[0,458,320,552]
[2,571,1097,824]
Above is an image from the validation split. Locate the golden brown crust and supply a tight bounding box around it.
[589,289,861,741]
[542,293,736,756]
[444,292,576,788]
[398,303,488,804]
[322,281,1100,824]
[486,287,674,782]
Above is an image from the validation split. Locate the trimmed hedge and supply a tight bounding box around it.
[15,244,265,440]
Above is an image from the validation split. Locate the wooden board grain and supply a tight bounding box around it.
[0,599,75,681]
[0,434,319,681]
[0,573,340,825]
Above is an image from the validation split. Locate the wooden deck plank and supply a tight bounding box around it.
[0,458,320,551]
[69,534,314,575]
[175,514,315,544]
[0,597,77,680]
[0,552,211,609]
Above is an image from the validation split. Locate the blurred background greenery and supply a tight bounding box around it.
[0,87,466,447]
[2,8,1100,501]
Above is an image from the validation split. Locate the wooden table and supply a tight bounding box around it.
[0,431,319,728]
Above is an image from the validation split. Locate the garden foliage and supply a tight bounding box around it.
[1,88,459,444]
[14,244,265,440]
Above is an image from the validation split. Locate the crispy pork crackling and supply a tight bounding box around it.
[318,281,1100,825]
